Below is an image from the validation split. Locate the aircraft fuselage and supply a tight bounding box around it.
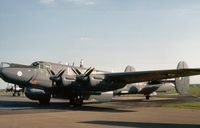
[0,61,125,101]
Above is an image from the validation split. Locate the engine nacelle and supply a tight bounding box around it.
[25,87,51,101]
[62,75,76,86]
[89,74,105,86]
[89,91,113,102]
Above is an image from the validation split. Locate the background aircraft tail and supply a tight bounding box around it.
[124,65,135,72]
[175,61,190,95]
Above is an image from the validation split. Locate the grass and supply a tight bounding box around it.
[161,85,200,109]
[162,102,200,109]
[157,85,200,97]
[0,89,7,96]
[157,88,177,96]
[187,85,200,97]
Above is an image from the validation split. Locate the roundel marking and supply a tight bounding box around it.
[17,71,23,77]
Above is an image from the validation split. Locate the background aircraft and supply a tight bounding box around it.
[0,60,199,106]
[6,84,23,96]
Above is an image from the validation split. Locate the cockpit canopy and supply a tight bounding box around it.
[0,61,51,69]
[31,61,40,67]
[31,61,51,69]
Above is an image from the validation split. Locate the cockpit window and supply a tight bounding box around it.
[31,61,51,69]
[31,62,40,68]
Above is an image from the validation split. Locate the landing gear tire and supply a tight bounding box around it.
[39,98,51,105]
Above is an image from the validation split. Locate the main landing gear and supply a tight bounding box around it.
[145,95,150,100]
[69,95,84,107]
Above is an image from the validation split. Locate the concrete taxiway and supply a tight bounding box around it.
[0,95,200,128]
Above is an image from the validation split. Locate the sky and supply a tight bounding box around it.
[1,0,200,88]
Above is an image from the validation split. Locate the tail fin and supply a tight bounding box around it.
[124,65,135,72]
[175,61,190,95]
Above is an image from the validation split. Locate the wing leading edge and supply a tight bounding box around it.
[105,68,200,84]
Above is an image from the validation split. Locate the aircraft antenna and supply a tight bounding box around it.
[80,59,84,67]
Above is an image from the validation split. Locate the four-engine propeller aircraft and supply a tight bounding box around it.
[0,60,199,106]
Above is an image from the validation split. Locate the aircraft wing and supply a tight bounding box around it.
[105,68,200,84]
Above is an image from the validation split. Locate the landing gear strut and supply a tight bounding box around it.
[145,95,150,100]
[69,95,83,107]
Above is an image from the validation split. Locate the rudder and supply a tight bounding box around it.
[175,61,190,95]
[124,65,135,72]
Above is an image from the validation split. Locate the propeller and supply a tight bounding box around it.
[47,68,66,86]
[84,67,95,77]
[71,67,82,75]
[72,67,94,77]
[71,67,95,82]
[70,67,95,106]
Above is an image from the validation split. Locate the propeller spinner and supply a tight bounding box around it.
[48,68,66,86]
[71,67,95,83]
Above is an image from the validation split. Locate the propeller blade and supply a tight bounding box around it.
[71,67,77,75]
[56,69,66,78]
[55,69,63,77]
[50,70,55,75]
[75,68,82,75]
[84,67,92,75]
[47,68,55,76]
[71,67,81,75]
[49,69,65,82]
[84,68,95,76]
